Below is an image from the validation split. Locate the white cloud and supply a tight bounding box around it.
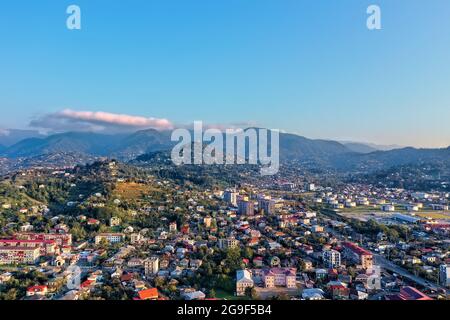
[30,109,175,132]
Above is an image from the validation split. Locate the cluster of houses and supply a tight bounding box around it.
[1,166,448,301]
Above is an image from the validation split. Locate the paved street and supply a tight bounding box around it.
[373,253,447,293]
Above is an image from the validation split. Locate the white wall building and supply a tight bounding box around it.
[323,250,341,269]
[236,269,254,296]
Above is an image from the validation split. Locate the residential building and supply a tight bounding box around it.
[238,199,254,216]
[94,233,124,245]
[0,246,40,265]
[130,233,142,244]
[0,239,58,256]
[258,198,275,215]
[110,217,121,227]
[169,222,177,233]
[236,269,254,296]
[203,217,212,228]
[386,286,433,300]
[218,237,239,250]
[262,268,297,288]
[323,250,341,269]
[26,285,48,297]
[439,264,450,287]
[224,190,238,207]
[15,232,72,246]
[137,288,159,300]
[144,256,160,276]
[342,242,373,269]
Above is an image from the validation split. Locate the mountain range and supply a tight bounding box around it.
[0,129,46,147]
[0,129,448,173]
[341,141,404,154]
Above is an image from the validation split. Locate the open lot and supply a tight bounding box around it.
[114,182,160,200]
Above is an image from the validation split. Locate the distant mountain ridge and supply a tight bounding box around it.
[342,142,379,154]
[0,129,448,173]
[333,146,450,171]
[0,129,46,147]
[0,129,352,161]
[342,141,403,153]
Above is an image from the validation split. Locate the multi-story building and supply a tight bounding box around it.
[203,217,212,228]
[262,268,297,288]
[94,233,124,245]
[110,217,121,227]
[0,239,58,256]
[342,242,373,269]
[224,190,238,207]
[218,237,239,250]
[15,232,72,246]
[236,269,254,296]
[0,246,40,265]
[144,256,160,276]
[130,233,142,244]
[238,199,254,216]
[439,264,450,287]
[323,250,341,269]
[258,198,275,215]
[169,222,177,233]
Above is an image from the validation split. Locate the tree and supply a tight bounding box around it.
[242,247,254,259]
[245,287,259,299]
[154,276,165,288]
[224,247,242,273]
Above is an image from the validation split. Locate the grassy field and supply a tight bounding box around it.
[416,212,450,220]
[113,182,160,200]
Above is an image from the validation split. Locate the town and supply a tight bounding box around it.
[0,160,448,301]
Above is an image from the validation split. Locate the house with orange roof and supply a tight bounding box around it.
[137,288,159,300]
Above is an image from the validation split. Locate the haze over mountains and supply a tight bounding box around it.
[0,129,46,147]
[0,128,449,173]
[0,129,362,160]
[341,142,404,154]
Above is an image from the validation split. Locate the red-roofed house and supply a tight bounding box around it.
[137,288,159,300]
[26,285,48,297]
[80,280,95,290]
[386,286,433,301]
[342,242,373,269]
[329,284,350,300]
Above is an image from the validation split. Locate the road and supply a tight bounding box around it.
[325,225,448,294]
[373,253,447,293]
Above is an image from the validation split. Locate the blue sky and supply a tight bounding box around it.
[0,0,449,147]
